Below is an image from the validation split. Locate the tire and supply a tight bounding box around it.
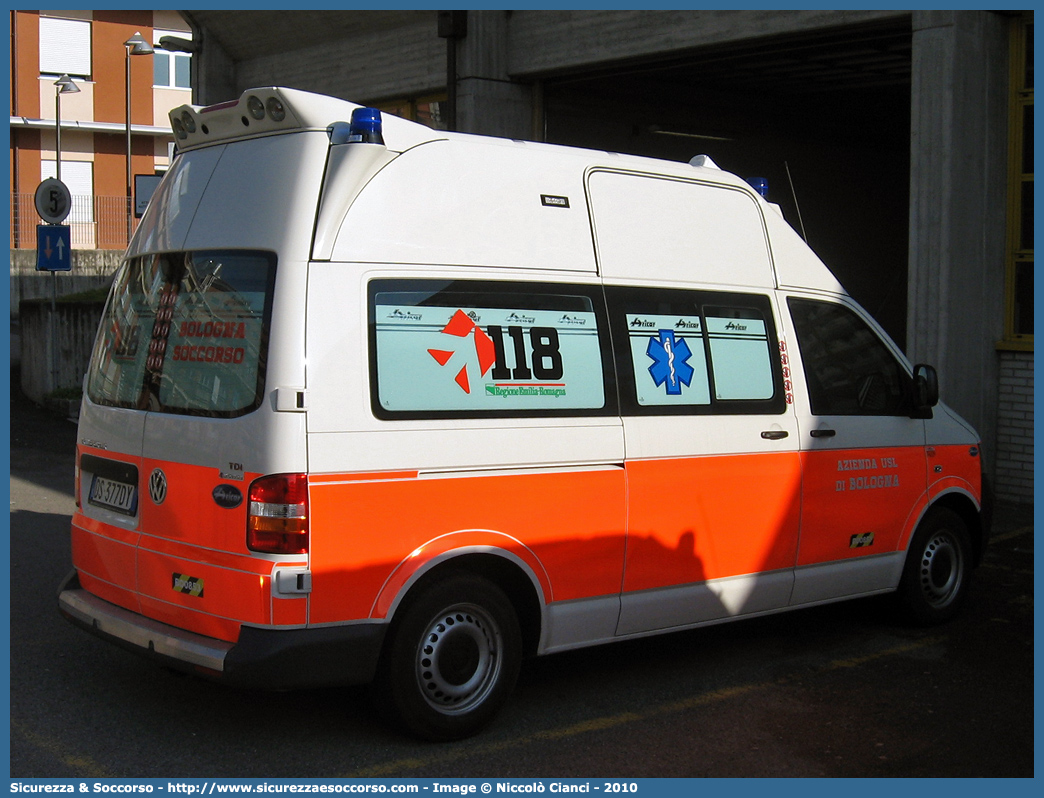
[896,507,972,625]
[374,572,522,741]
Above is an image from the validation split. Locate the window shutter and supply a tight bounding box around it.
[41,160,94,223]
[40,17,92,78]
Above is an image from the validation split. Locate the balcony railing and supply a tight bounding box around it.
[10,193,137,250]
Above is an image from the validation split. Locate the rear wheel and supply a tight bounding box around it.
[896,507,972,625]
[374,572,522,741]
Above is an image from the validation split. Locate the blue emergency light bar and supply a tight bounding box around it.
[746,177,768,198]
[348,107,384,144]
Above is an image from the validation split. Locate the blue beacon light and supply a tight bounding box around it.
[348,107,384,144]
[746,177,769,198]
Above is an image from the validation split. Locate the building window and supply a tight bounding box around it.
[39,17,91,78]
[1003,13,1033,348]
[153,31,192,89]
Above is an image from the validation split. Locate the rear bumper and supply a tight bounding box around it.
[57,571,386,689]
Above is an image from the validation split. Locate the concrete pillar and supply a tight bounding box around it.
[455,11,535,140]
[183,12,237,105]
[907,10,1009,467]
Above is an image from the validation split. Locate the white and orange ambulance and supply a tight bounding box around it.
[59,87,988,741]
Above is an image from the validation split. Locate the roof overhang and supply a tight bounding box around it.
[10,116,172,137]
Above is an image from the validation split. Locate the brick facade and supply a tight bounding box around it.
[994,351,1034,503]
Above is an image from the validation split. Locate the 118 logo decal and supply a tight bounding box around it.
[427,309,564,394]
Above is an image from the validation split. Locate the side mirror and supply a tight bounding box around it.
[912,363,939,417]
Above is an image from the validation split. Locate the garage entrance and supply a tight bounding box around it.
[543,20,912,345]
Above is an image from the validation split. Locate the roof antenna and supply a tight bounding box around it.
[784,161,808,243]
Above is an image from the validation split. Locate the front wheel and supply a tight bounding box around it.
[895,507,972,625]
[374,572,522,741]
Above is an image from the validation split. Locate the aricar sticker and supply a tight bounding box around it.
[375,295,605,412]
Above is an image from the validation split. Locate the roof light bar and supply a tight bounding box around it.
[167,88,441,154]
[169,89,305,149]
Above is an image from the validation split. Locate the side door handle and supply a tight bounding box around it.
[761,430,789,440]
[810,428,837,438]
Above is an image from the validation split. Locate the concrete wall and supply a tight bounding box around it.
[506,9,906,77]
[18,298,104,402]
[207,14,444,106]
[10,248,118,319]
[11,248,116,403]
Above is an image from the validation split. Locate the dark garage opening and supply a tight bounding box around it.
[541,20,913,347]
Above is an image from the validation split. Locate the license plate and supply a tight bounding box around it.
[88,475,138,515]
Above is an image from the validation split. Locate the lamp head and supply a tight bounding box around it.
[54,74,80,95]
[124,32,154,56]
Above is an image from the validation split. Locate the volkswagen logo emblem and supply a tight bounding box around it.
[148,468,168,505]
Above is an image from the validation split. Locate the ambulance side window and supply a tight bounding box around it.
[607,286,785,415]
[368,279,616,419]
[787,298,911,416]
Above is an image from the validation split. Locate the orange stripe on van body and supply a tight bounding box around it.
[309,471,418,485]
[622,452,803,593]
[71,518,139,601]
[133,459,316,640]
[798,446,927,566]
[272,594,308,626]
[74,454,296,642]
[371,529,553,619]
[909,443,983,550]
[77,570,140,616]
[307,468,626,624]
[138,532,280,574]
[135,551,266,640]
[139,459,261,554]
[72,517,141,616]
[926,444,982,500]
[73,509,139,545]
[72,445,980,643]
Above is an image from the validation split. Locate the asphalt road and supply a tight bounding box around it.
[9,376,1035,779]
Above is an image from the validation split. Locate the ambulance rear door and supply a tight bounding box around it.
[122,129,325,638]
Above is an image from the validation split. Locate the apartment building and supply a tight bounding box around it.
[9,9,192,250]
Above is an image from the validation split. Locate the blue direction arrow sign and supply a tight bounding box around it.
[36,224,72,271]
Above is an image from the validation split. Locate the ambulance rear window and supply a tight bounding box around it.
[86,250,276,417]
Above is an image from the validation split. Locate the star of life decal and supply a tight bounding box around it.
[646,330,695,395]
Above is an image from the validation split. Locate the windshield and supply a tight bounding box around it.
[86,250,276,417]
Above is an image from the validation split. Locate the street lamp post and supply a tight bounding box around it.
[49,74,80,393]
[53,74,80,183]
[124,32,153,242]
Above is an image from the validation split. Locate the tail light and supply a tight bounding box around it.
[247,473,308,554]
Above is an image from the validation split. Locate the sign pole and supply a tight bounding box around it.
[51,267,58,393]
[35,179,73,395]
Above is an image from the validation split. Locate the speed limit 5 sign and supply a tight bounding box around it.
[35,178,72,224]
